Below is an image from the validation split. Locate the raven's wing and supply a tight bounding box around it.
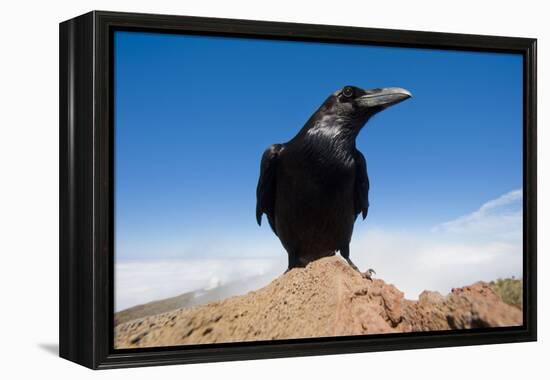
[354,149,370,220]
[256,144,284,235]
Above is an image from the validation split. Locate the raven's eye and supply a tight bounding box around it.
[342,86,354,98]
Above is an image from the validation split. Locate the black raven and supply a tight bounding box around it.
[256,86,411,277]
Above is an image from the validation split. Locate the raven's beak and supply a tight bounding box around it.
[357,87,412,109]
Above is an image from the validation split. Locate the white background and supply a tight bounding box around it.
[0,0,547,378]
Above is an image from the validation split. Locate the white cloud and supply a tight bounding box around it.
[432,189,522,240]
[116,189,523,309]
[115,257,285,311]
[350,189,523,299]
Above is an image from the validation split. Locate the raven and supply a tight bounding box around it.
[256,86,411,277]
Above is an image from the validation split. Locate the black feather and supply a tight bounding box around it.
[256,144,284,235]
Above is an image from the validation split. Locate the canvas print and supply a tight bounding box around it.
[113,31,523,349]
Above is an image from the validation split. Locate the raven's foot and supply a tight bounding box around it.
[362,268,376,281]
[344,258,376,280]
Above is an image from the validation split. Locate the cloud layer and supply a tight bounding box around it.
[116,189,523,310]
[116,257,285,311]
[432,189,522,240]
[351,189,523,298]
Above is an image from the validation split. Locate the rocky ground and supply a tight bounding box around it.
[114,256,522,348]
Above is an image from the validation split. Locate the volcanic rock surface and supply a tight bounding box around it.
[114,256,522,348]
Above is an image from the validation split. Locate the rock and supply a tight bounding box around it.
[114,256,523,348]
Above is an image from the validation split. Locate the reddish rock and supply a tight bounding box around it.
[115,256,522,348]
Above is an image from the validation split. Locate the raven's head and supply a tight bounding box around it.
[312,85,412,136]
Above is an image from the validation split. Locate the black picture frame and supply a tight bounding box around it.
[59,10,537,370]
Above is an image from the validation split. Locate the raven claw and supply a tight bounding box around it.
[362,268,376,280]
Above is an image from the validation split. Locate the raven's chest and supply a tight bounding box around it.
[273,147,357,255]
[277,147,356,199]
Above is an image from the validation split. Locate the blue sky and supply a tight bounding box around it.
[114,31,522,265]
